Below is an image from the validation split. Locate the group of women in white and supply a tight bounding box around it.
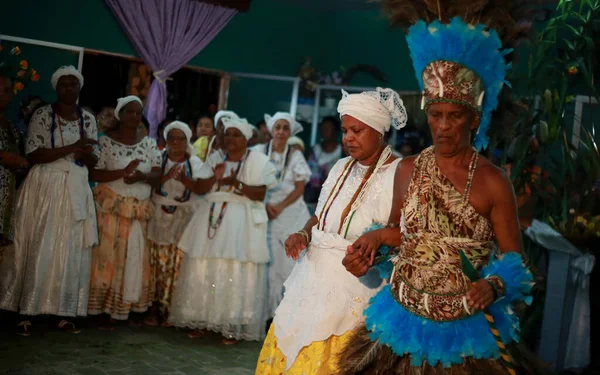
[0,65,314,344]
[0,65,413,375]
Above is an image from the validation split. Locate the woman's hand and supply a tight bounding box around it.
[350,230,382,266]
[0,151,29,170]
[342,245,371,278]
[219,168,238,187]
[165,164,181,181]
[72,137,98,150]
[266,204,283,220]
[124,170,146,185]
[123,159,142,176]
[213,163,226,181]
[174,165,187,182]
[466,279,495,311]
[285,233,307,260]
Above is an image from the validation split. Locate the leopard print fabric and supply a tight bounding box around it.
[391,147,494,322]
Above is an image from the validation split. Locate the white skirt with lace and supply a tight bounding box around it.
[168,256,268,341]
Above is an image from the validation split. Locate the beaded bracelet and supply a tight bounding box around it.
[485,275,506,301]
[296,229,309,244]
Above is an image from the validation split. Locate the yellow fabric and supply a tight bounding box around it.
[194,136,209,161]
[255,325,352,375]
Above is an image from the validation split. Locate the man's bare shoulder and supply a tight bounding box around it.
[477,155,514,197]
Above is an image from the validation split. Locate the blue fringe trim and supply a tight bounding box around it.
[362,223,394,279]
[364,252,533,367]
[406,18,511,151]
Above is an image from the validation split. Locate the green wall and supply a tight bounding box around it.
[0,0,416,123]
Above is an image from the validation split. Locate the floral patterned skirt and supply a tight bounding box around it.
[255,325,353,375]
[149,241,183,316]
[87,185,155,320]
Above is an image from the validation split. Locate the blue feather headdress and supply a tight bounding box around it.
[406,18,511,150]
[380,0,551,150]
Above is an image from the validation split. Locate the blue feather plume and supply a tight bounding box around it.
[406,18,511,150]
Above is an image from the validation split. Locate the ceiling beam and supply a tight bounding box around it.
[195,0,252,12]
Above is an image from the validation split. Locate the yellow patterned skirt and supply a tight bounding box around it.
[255,325,352,374]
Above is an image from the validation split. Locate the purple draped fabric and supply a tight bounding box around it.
[105,0,236,138]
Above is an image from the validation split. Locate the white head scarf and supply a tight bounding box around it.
[51,65,84,90]
[337,87,408,134]
[164,121,195,155]
[222,117,254,140]
[214,110,239,126]
[114,96,143,120]
[264,112,304,136]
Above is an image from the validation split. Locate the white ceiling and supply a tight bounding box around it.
[284,0,379,12]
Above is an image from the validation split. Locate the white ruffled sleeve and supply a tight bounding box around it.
[189,155,204,178]
[145,138,162,168]
[95,136,110,170]
[261,159,278,189]
[25,105,51,154]
[82,110,100,159]
[289,149,311,183]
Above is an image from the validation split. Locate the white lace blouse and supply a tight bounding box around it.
[95,135,161,200]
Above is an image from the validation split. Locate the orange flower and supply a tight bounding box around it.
[568,66,578,75]
[30,69,37,75]
[11,46,21,56]
[20,60,28,69]
[16,70,26,77]
[13,82,24,92]
[31,74,40,82]
[0,45,3,52]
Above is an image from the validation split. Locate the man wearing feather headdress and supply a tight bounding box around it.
[334,1,547,374]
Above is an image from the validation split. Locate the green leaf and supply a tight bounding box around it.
[564,23,581,36]
[460,250,480,282]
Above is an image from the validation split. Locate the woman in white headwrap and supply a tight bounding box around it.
[144,121,203,326]
[0,66,98,334]
[256,88,408,374]
[87,95,161,327]
[254,112,311,319]
[169,117,277,344]
[202,110,239,164]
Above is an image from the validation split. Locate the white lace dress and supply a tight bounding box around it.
[0,105,98,317]
[169,150,277,341]
[254,144,312,318]
[272,156,400,369]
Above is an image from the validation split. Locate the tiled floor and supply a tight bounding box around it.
[0,322,261,375]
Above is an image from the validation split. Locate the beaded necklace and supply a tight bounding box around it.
[317,146,392,238]
[207,150,249,239]
[158,152,192,214]
[415,148,479,234]
[265,141,292,184]
[51,103,85,166]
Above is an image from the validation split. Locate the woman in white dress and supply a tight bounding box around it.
[255,112,311,318]
[305,116,343,204]
[255,88,408,374]
[87,96,161,327]
[145,121,203,326]
[0,66,98,335]
[169,117,277,344]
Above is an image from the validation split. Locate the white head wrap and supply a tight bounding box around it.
[214,110,239,126]
[114,96,143,120]
[264,112,304,136]
[288,136,305,150]
[222,117,254,141]
[164,121,195,155]
[51,65,84,90]
[337,87,408,134]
